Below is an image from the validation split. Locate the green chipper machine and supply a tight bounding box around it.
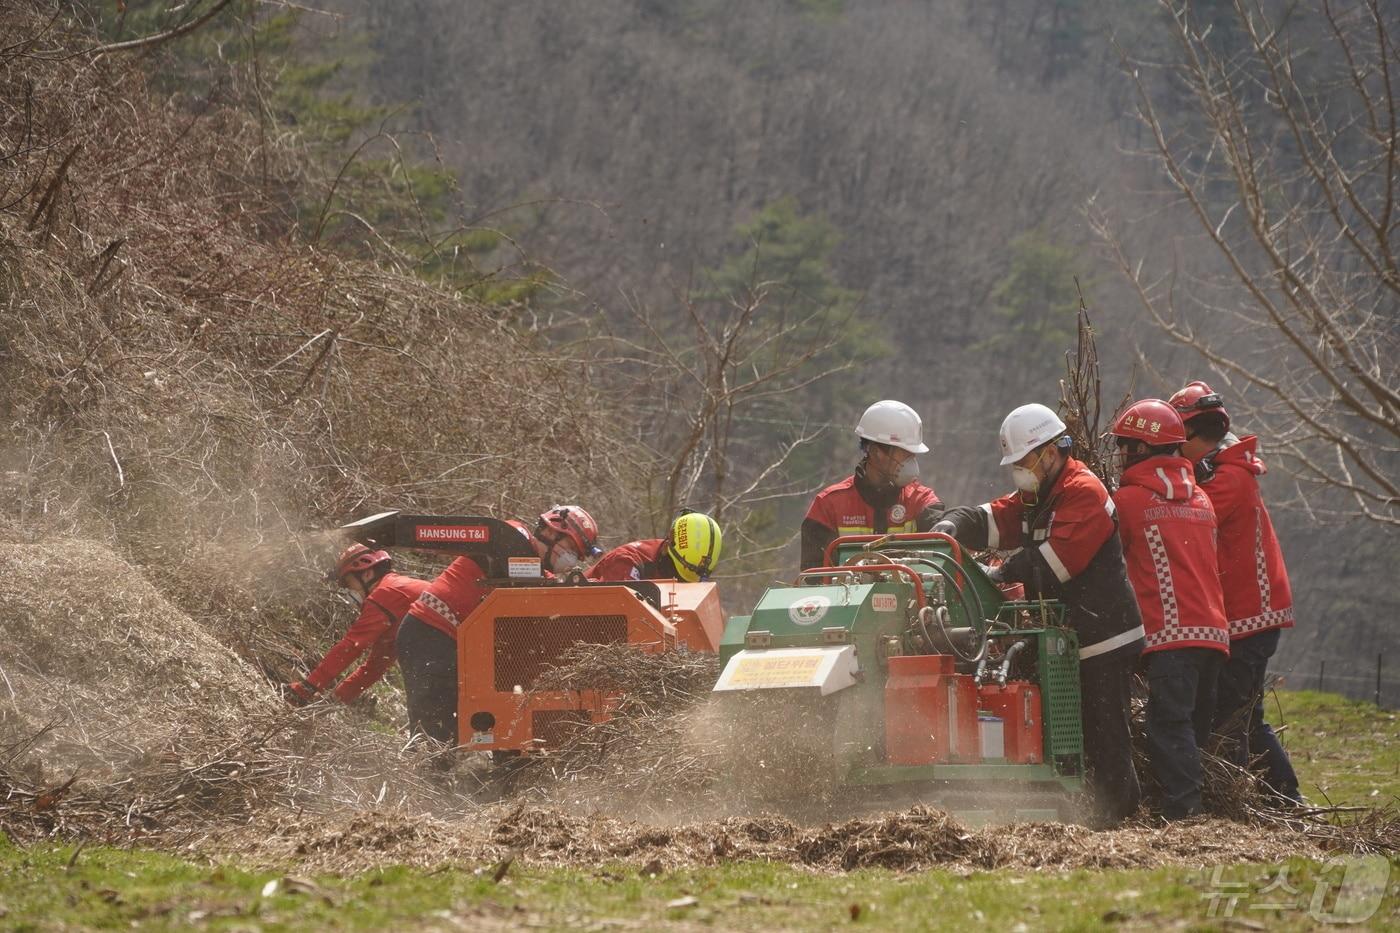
[713,532,1085,821]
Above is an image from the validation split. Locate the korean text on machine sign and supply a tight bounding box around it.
[754,657,822,671]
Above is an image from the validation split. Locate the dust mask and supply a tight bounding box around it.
[551,548,581,574]
[346,589,365,607]
[1012,465,1040,494]
[892,456,920,489]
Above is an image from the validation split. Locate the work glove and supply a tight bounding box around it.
[931,520,958,538]
[978,562,1005,584]
[281,680,318,707]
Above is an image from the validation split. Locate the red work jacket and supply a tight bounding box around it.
[1113,456,1230,656]
[802,472,941,568]
[305,573,428,702]
[587,538,675,582]
[408,556,488,640]
[1192,436,1295,640]
[966,457,1144,659]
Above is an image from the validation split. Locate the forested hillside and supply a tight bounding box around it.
[300,0,1397,694]
[10,1,1396,698]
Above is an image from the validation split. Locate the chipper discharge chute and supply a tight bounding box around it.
[714,532,1084,822]
[342,511,723,754]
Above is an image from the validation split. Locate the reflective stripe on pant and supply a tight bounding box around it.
[1211,627,1300,801]
[1146,647,1224,819]
[1079,645,1142,825]
[394,613,459,745]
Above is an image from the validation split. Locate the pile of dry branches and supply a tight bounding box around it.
[511,644,725,810]
[0,535,479,849]
[0,4,639,672]
[0,704,480,850]
[218,800,1380,875]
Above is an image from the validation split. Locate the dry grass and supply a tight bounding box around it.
[0,3,640,674]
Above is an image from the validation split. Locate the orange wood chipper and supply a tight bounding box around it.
[341,511,723,753]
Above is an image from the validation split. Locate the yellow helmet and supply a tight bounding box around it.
[667,511,722,582]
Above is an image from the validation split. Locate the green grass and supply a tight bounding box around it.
[1270,690,1400,807]
[2,838,1395,931]
[2,690,1396,930]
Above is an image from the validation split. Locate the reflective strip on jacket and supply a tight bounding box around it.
[1113,455,1230,656]
[408,556,487,640]
[943,456,1144,660]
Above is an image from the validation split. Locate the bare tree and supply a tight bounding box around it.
[1094,0,1399,524]
[599,283,852,589]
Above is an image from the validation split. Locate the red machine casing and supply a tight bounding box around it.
[456,582,723,751]
[884,655,980,764]
[977,683,1044,764]
[996,581,1026,600]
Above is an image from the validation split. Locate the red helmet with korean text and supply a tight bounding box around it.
[1111,399,1187,446]
[537,505,602,556]
[1169,380,1231,431]
[326,543,391,583]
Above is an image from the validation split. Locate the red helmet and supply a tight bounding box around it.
[537,505,602,556]
[1111,399,1187,445]
[326,543,391,583]
[1169,380,1230,431]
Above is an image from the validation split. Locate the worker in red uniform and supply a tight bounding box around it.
[1111,399,1231,820]
[802,400,943,570]
[588,511,723,583]
[284,544,428,708]
[1171,381,1300,803]
[934,403,1145,826]
[394,505,601,744]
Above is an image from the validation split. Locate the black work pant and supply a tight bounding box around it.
[394,613,459,745]
[1146,647,1225,819]
[1079,646,1142,825]
[1211,628,1300,801]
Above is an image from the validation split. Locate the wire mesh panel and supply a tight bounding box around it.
[530,709,593,749]
[1038,628,1085,776]
[492,614,629,692]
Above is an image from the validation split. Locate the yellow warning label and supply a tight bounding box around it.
[725,654,824,688]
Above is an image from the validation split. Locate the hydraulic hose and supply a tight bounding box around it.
[997,639,1029,686]
[912,549,990,634]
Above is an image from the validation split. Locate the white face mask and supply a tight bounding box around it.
[550,548,581,574]
[1012,465,1040,493]
[892,455,920,488]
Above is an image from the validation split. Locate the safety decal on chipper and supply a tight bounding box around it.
[713,645,858,695]
[507,556,543,578]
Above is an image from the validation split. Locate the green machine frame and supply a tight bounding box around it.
[718,533,1085,801]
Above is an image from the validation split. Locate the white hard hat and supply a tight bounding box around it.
[855,400,929,454]
[998,403,1067,465]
